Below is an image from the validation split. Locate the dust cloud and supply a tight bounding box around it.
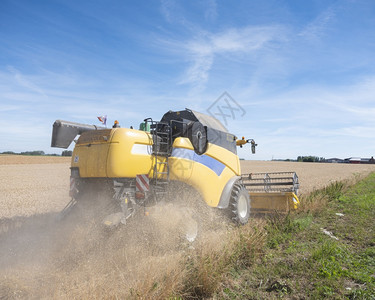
[0,181,229,299]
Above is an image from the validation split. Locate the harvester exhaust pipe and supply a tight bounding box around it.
[51,120,106,149]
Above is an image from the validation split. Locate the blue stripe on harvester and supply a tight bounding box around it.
[171,148,226,176]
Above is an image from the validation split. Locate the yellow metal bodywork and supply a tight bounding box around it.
[71,128,240,208]
[169,137,240,207]
[249,192,299,213]
[71,127,298,212]
[107,129,153,178]
[236,138,247,147]
[72,128,154,178]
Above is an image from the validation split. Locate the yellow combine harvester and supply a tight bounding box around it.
[51,109,299,226]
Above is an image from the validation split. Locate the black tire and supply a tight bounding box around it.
[228,183,251,225]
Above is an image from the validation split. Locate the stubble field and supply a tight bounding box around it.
[0,155,374,298]
[1,155,374,219]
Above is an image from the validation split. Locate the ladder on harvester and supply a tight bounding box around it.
[145,118,172,200]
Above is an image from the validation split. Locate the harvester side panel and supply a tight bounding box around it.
[72,128,154,178]
[107,129,153,178]
[169,137,240,207]
[72,129,113,177]
[250,192,299,213]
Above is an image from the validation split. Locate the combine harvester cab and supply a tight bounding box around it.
[51,109,300,227]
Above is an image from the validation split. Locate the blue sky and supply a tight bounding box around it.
[1,0,374,160]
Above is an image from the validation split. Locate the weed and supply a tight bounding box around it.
[230,223,266,268]
[324,181,345,201]
[212,172,375,299]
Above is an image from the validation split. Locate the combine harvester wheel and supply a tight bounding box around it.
[229,183,251,225]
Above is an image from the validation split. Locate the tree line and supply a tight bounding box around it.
[297,156,325,162]
[0,150,72,156]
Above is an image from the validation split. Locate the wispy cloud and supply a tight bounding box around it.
[298,7,336,41]
[7,66,48,98]
[160,0,218,25]
[228,73,375,159]
[0,66,156,152]
[204,0,217,22]
[158,1,286,92]
[175,26,286,91]
[330,126,375,138]
[1,0,374,159]
[0,104,20,112]
[326,101,375,121]
[160,0,177,23]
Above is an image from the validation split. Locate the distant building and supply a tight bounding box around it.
[326,157,374,164]
[344,157,375,164]
[326,158,345,163]
[360,157,375,164]
[345,157,362,164]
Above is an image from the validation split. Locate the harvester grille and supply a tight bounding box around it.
[76,129,112,145]
[241,172,299,194]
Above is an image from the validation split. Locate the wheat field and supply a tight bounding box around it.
[0,155,374,298]
[1,155,374,219]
